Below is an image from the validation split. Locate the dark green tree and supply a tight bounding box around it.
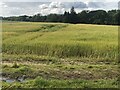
[69,6,78,24]
[46,14,59,22]
[63,11,70,23]
[77,10,89,23]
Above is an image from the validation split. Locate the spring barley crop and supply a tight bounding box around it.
[3,22,118,59]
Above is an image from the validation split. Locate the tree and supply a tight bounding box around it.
[63,11,70,23]
[69,6,78,24]
[107,10,117,25]
[46,14,59,22]
[88,10,107,24]
[31,14,41,22]
[70,6,76,15]
[77,10,89,23]
[113,10,120,25]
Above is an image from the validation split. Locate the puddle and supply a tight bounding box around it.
[0,76,26,83]
[5,79,15,83]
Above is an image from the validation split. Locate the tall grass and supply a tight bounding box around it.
[2,22,118,59]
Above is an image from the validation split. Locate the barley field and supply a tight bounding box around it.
[2,21,119,89]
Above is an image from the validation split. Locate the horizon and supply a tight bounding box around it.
[1,9,119,18]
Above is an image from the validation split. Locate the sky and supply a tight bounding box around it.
[0,0,119,17]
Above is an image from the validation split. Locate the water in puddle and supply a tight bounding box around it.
[6,79,15,83]
[0,77,26,83]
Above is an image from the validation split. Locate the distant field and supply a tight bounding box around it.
[2,21,119,89]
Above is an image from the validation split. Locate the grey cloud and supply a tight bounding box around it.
[3,0,49,2]
[88,2,105,8]
[5,2,50,8]
[88,2,118,10]
[118,1,120,8]
[8,8,23,15]
[63,2,87,8]
[2,2,45,16]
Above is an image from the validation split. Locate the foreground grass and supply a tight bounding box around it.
[2,59,119,80]
[2,54,119,89]
[2,78,118,89]
[2,21,119,89]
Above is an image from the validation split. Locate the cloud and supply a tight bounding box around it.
[88,2,105,8]
[64,2,87,8]
[0,2,8,8]
[38,2,88,15]
[0,2,8,16]
[38,2,65,15]
[2,0,49,2]
[49,2,64,8]
[87,2,118,10]
[50,8,65,14]
[2,0,119,2]
[119,1,120,8]
[1,1,119,17]
[39,4,48,9]
[4,2,49,8]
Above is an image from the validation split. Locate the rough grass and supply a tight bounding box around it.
[2,77,119,89]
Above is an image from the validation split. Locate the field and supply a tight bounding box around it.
[2,21,119,89]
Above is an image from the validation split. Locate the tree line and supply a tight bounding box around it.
[3,7,120,25]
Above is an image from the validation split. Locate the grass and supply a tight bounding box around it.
[2,77,119,89]
[2,21,119,89]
